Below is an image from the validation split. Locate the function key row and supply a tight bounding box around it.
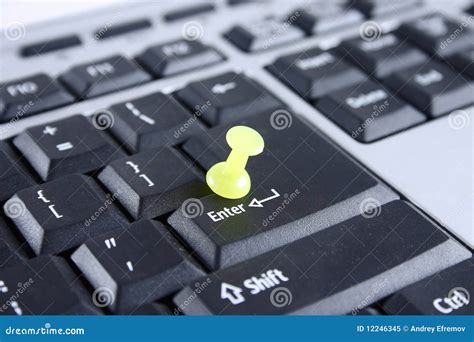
[268,13,474,142]
[224,0,424,53]
[0,40,224,123]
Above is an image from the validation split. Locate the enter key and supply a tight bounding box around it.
[168,112,398,270]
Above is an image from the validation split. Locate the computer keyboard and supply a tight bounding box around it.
[0,0,472,316]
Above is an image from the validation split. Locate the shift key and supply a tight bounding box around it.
[168,111,398,270]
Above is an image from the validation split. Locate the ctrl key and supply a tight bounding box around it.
[0,256,97,315]
[381,257,474,315]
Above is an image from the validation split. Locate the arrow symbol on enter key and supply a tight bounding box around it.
[248,189,280,208]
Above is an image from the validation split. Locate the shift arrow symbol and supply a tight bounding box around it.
[248,189,280,208]
[221,282,245,305]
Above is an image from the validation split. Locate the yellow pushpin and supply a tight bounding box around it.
[206,126,264,199]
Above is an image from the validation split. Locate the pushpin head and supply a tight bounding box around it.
[206,126,264,199]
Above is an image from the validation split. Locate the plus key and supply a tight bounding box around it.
[13,115,124,181]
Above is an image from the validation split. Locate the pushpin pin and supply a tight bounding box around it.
[206,126,264,199]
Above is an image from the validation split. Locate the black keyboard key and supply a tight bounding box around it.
[382,257,474,315]
[164,4,215,21]
[13,115,124,181]
[137,40,223,78]
[59,55,151,99]
[384,60,474,117]
[168,112,397,270]
[468,4,474,16]
[0,142,34,202]
[71,220,205,312]
[338,33,427,78]
[176,72,284,126]
[316,79,426,142]
[0,255,97,315]
[227,0,257,5]
[94,19,152,40]
[98,148,210,219]
[290,3,363,35]
[4,174,128,255]
[0,73,74,122]
[269,47,367,100]
[225,17,304,52]
[107,92,206,153]
[20,35,82,57]
[174,201,471,315]
[352,0,419,17]
[448,48,474,79]
[398,14,474,57]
